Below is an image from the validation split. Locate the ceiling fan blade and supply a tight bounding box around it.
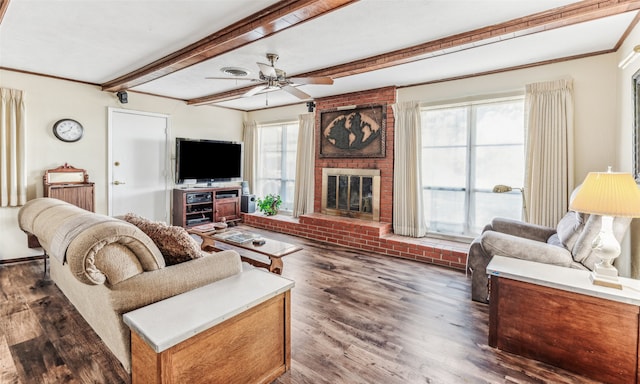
[282,85,311,99]
[257,62,277,78]
[244,84,268,97]
[289,76,334,85]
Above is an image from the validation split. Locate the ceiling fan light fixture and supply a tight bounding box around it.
[220,67,250,77]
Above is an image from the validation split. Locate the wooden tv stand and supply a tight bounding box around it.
[172,186,241,227]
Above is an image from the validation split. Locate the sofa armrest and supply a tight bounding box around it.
[489,217,556,242]
[67,220,166,285]
[108,249,242,314]
[480,231,573,267]
[468,231,571,303]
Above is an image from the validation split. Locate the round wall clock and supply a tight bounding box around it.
[53,119,84,142]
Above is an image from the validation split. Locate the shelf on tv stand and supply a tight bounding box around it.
[173,186,241,227]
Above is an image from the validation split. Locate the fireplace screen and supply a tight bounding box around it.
[322,168,380,221]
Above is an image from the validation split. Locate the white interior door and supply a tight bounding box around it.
[108,108,170,221]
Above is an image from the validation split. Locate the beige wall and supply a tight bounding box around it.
[0,69,245,261]
[248,103,307,124]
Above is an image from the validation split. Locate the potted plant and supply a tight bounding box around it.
[257,193,282,216]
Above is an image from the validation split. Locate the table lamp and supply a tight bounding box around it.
[569,167,640,289]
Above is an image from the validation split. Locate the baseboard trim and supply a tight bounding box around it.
[0,255,46,265]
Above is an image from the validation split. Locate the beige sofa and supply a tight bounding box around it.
[18,197,242,372]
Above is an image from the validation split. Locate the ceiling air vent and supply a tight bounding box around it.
[220,67,250,77]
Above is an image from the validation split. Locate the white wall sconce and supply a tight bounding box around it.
[619,45,640,69]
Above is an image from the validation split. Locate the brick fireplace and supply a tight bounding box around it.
[243,86,468,271]
[313,87,395,223]
[321,167,381,221]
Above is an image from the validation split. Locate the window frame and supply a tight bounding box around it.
[421,93,525,238]
[255,120,299,213]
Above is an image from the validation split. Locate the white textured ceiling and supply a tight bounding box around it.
[0,0,636,111]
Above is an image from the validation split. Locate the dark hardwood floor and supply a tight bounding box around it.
[1,229,599,384]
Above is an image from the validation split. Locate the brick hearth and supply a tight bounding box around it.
[242,213,468,271]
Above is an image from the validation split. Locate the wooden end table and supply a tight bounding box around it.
[487,256,640,384]
[189,228,301,274]
[124,269,294,384]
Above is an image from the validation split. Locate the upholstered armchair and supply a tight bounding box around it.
[467,211,632,303]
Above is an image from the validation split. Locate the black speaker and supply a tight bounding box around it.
[241,194,256,213]
[116,90,128,104]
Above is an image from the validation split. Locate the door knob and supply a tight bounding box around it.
[113,180,126,185]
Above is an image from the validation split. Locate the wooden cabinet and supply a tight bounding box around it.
[45,184,94,212]
[29,164,94,249]
[43,164,95,212]
[172,187,241,227]
[215,195,240,222]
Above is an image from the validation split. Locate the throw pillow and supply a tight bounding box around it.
[554,211,584,251]
[546,233,564,248]
[123,213,202,265]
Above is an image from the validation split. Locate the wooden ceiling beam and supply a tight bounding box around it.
[101,0,358,92]
[0,0,11,25]
[188,0,640,106]
[305,0,640,78]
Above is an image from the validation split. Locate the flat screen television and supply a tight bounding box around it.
[175,138,243,184]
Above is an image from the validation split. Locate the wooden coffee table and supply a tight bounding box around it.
[189,228,301,274]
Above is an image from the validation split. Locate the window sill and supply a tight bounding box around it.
[426,231,474,244]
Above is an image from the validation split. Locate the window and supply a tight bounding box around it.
[255,121,299,212]
[421,96,525,237]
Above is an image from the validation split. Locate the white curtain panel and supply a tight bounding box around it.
[524,79,575,227]
[293,113,315,217]
[242,120,257,193]
[0,88,27,207]
[392,101,427,237]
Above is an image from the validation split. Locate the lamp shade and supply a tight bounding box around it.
[569,171,640,217]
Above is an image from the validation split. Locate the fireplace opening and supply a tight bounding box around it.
[321,168,380,221]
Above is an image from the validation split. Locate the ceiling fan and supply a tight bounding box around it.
[207,53,333,100]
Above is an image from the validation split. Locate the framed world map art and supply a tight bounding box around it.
[319,104,386,158]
